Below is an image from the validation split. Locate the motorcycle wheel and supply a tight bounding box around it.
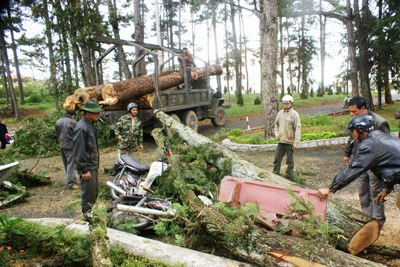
[109,208,153,231]
[110,170,127,200]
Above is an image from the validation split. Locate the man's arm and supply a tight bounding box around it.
[330,145,376,193]
[293,112,301,148]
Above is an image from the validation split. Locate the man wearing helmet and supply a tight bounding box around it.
[344,96,390,226]
[317,114,400,206]
[114,102,143,157]
[272,94,301,180]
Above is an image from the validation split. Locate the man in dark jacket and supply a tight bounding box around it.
[73,100,102,216]
[55,110,78,189]
[0,118,8,149]
[344,96,390,225]
[317,115,400,206]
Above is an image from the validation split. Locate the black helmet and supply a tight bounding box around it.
[347,114,375,132]
[127,102,138,112]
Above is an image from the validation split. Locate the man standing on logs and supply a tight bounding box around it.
[317,115,400,207]
[178,47,195,88]
[344,96,390,226]
[73,100,102,217]
[114,102,143,158]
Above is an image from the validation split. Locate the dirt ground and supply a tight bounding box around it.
[1,137,400,266]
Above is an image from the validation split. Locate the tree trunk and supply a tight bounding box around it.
[0,29,19,120]
[211,2,222,92]
[153,110,385,266]
[7,6,24,105]
[229,0,242,98]
[258,0,279,140]
[354,0,374,109]
[346,0,359,96]
[134,0,146,76]
[108,0,132,80]
[319,4,326,94]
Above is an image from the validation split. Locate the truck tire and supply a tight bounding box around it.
[211,106,227,127]
[183,110,198,132]
[165,114,181,136]
[170,113,181,123]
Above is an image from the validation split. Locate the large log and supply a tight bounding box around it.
[152,110,385,266]
[63,65,222,110]
[100,64,222,106]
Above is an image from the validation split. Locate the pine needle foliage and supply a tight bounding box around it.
[155,135,232,199]
[151,135,233,246]
[0,215,181,266]
[277,189,340,245]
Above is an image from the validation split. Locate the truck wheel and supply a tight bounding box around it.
[183,110,198,132]
[165,114,181,136]
[211,106,227,127]
[170,114,181,123]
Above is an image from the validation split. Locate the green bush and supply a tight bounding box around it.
[7,111,116,158]
[254,96,261,105]
[302,114,332,126]
[228,128,243,137]
[26,93,42,103]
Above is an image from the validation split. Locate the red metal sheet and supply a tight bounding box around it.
[218,176,328,232]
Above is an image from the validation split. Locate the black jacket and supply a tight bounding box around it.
[330,130,400,193]
[73,116,99,174]
[344,110,390,158]
[0,123,8,141]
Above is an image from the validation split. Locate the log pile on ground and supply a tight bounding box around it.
[63,65,222,111]
[150,110,392,267]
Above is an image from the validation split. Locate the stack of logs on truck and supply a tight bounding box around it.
[63,37,228,133]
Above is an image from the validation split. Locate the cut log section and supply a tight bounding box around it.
[347,219,381,255]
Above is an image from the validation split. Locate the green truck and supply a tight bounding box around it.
[91,36,228,133]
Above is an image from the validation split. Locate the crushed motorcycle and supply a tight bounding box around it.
[106,144,176,230]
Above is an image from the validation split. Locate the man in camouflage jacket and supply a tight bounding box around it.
[115,102,143,157]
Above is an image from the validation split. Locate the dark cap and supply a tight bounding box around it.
[65,109,76,116]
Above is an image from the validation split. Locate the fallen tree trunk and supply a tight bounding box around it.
[152,110,385,266]
[181,189,384,267]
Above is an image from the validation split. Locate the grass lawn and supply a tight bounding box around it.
[223,92,400,144]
